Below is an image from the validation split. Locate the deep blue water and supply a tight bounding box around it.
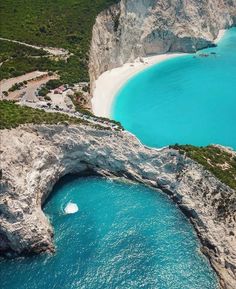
[0,177,218,289]
[112,28,236,149]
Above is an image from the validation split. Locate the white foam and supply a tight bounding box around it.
[64,202,79,214]
[214,29,226,44]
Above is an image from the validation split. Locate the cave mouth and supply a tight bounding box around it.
[0,175,218,289]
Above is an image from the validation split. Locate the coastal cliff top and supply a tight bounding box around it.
[1,100,235,192]
[0,124,235,288]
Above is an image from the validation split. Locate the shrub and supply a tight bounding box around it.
[8,83,23,92]
[82,85,89,92]
[170,144,236,191]
[3,91,9,97]
[44,95,51,101]
[38,86,49,96]
[45,79,63,90]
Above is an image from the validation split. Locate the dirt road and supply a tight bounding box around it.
[0,37,70,57]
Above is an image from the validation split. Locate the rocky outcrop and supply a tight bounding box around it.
[89,0,236,88]
[0,124,235,288]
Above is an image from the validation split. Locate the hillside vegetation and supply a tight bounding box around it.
[0,100,90,129]
[0,40,47,63]
[0,0,118,82]
[0,101,122,131]
[170,144,236,191]
[0,39,50,80]
[0,0,117,49]
[0,40,86,83]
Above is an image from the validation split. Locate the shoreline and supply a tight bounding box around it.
[92,53,184,117]
[92,29,227,118]
[1,124,235,288]
[214,29,226,44]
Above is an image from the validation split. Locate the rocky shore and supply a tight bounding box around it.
[0,124,235,288]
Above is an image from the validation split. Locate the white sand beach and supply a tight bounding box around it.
[92,30,226,118]
[92,53,184,117]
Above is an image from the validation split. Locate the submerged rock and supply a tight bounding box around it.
[0,124,235,288]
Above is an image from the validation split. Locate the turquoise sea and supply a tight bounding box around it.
[112,28,236,149]
[0,177,218,289]
[2,29,235,289]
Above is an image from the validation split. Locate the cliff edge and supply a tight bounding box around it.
[89,0,236,88]
[0,125,235,288]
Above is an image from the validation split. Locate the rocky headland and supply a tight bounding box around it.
[89,0,236,88]
[0,124,235,288]
[1,1,236,288]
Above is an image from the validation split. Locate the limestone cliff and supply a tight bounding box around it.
[0,125,235,288]
[89,0,236,88]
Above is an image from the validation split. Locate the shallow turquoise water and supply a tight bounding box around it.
[112,28,236,149]
[0,177,218,289]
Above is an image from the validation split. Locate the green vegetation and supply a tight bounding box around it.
[38,79,64,96]
[0,100,88,129]
[45,79,63,90]
[170,144,236,191]
[68,92,84,111]
[0,39,46,62]
[0,39,50,80]
[96,115,123,128]
[0,0,118,49]
[0,0,118,82]
[8,82,25,92]
[0,49,51,80]
[0,51,89,83]
[0,100,121,131]
[44,96,52,101]
[38,86,49,97]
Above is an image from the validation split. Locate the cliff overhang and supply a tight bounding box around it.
[0,124,235,288]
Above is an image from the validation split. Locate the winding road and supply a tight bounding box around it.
[0,37,70,57]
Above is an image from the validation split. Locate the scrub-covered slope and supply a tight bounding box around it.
[0,0,118,82]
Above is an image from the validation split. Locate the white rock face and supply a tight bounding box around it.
[89,0,236,88]
[0,124,235,288]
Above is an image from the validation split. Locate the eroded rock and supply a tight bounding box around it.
[0,125,235,288]
[89,0,236,89]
